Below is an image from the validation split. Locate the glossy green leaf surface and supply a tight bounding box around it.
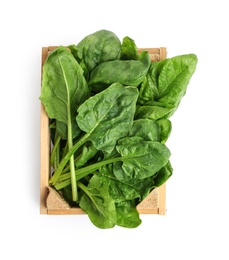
[115,200,142,228]
[79,175,117,229]
[138,54,198,118]
[40,46,89,138]
[114,138,171,180]
[69,29,121,73]
[76,83,139,153]
[89,51,150,92]
[120,36,139,60]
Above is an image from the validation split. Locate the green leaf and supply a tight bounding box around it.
[138,54,198,118]
[69,29,121,72]
[153,161,173,187]
[156,54,198,108]
[55,120,82,140]
[120,36,139,60]
[127,118,160,142]
[157,119,172,144]
[115,200,141,228]
[40,46,90,201]
[74,142,98,168]
[76,83,139,153]
[40,46,90,139]
[114,138,171,180]
[79,175,117,229]
[89,51,150,92]
[135,101,175,120]
[100,164,155,202]
[137,62,161,105]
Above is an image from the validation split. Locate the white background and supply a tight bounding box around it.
[1,0,229,259]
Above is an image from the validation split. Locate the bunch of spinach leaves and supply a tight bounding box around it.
[40,29,198,229]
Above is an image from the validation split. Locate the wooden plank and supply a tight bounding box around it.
[40,106,50,214]
[48,46,58,52]
[160,47,167,60]
[158,183,166,215]
[40,47,50,214]
[158,47,167,215]
[138,47,160,54]
[137,209,159,214]
[48,208,85,215]
[48,208,159,215]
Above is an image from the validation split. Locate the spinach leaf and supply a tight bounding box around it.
[113,138,171,180]
[155,54,198,108]
[153,161,173,187]
[100,164,155,202]
[127,118,160,142]
[40,46,90,139]
[74,142,98,168]
[55,120,82,140]
[76,83,139,154]
[115,200,142,228]
[40,46,90,201]
[89,51,150,92]
[120,36,139,60]
[135,101,175,120]
[79,175,117,229]
[157,119,172,144]
[138,54,198,117]
[137,60,164,105]
[68,29,121,73]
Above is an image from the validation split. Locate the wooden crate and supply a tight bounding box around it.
[40,46,167,215]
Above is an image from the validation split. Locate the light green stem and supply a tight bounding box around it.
[68,125,77,201]
[50,134,61,169]
[49,132,89,185]
[54,156,122,190]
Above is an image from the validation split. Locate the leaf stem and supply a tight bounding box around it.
[54,156,122,190]
[49,132,89,185]
[68,131,77,201]
[50,134,61,169]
